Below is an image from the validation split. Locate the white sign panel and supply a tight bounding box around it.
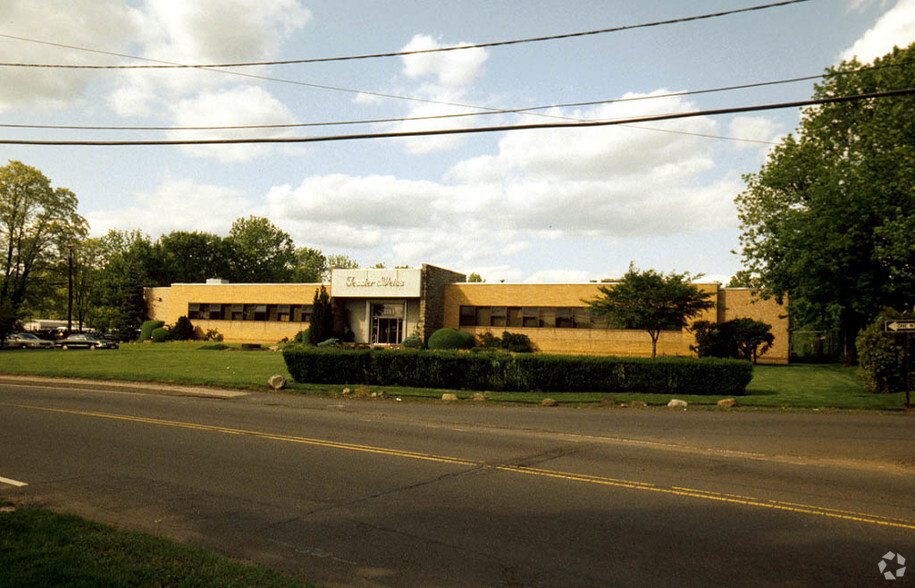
[331,268,422,298]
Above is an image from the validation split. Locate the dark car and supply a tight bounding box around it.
[56,333,119,350]
[2,332,55,349]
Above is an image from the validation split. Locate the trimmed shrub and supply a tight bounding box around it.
[857,311,909,393]
[500,331,535,353]
[283,348,753,396]
[402,335,424,349]
[140,320,164,342]
[427,328,475,350]
[283,347,374,385]
[150,327,170,343]
[293,329,311,345]
[171,316,195,341]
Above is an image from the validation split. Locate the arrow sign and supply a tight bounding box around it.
[886,320,915,333]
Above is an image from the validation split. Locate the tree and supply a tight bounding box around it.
[726,270,761,289]
[0,161,87,337]
[325,254,359,270]
[152,231,231,285]
[735,43,915,362]
[93,230,155,340]
[292,247,326,283]
[586,264,715,358]
[309,285,334,344]
[225,216,296,283]
[467,272,484,283]
[692,318,774,363]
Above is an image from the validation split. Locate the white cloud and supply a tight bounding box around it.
[87,178,257,237]
[265,94,744,268]
[841,0,915,63]
[401,34,488,87]
[388,34,490,154]
[109,0,310,115]
[728,116,782,150]
[0,0,141,112]
[170,86,302,163]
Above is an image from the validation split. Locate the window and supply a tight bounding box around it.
[540,307,556,328]
[459,306,476,326]
[188,303,201,319]
[507,307,523,327]
[207,304,222,320]
[490,306,507,327]
[230,304,243,320]
[556,307,573,328]
[522,307,539,328]
[573,308,591,328]
[277,304,291,322]
[254,305,267,321]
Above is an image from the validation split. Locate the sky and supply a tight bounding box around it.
[1,0,913,284]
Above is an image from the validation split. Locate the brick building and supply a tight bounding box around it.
[145,265,788,363]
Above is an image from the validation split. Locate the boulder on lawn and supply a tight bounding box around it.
[717,398,738,408]
[667,399,688,408]
[268,374,287,390]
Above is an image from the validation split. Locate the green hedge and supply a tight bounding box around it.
[427,328,475,350]
[282,348,752,395]
[139,320,164,341]
[150,327,170,343]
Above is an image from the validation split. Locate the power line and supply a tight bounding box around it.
[0,0,812,70]
[0,72,824,132]
[2,88,908,147]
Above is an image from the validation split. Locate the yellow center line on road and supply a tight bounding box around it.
[5,402,915,531]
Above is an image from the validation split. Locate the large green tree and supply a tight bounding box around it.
[225,216,297,283]
[93,230,156,340]
[152,230,232,285]
[292,247,327,283]
[0,161,87,336]
[586,264,715,358]
[736,44,915,362]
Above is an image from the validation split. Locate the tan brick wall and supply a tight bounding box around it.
[145,283,323,344]
[443,282,788,362]
[145,277,789,360]
[419,264,466,341]
[719,289,789,364]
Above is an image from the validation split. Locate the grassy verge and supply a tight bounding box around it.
[0,342,907,410]
[0,506,312,587]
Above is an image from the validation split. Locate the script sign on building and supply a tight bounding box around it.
[331,268,423,298]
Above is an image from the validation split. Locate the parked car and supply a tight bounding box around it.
[56,333,119,350]
[2,332,55,349]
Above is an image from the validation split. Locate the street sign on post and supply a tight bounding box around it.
[885,320,915,333]
[885,320,913,408]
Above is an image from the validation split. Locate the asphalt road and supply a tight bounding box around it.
[1,376,913,587]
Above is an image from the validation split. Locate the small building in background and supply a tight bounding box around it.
[145,264,788,363]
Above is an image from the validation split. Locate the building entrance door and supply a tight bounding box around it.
[371,303,404,344]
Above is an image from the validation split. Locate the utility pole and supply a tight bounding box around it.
[66,243,73,334]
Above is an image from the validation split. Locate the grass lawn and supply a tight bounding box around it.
[0,342,907,410]
[0,505,312,587]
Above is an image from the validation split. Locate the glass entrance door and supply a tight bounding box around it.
[371,303,405,344]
